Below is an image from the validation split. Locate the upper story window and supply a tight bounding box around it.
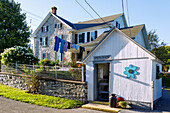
[42,26,48,32]
[55,23,62,29]
[58,35,63,39]
[79,33,85,43]
[116,21,120,29]
[91,31,97,41]
[40,37,48,46]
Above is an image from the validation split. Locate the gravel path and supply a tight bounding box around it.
[0,97,106,113]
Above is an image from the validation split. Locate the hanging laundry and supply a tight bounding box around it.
[73,44,79,50]
[80,46,85,53]
[60,39,65,54]
[76,45,80,50]
[71,43,74,48]
[54,36,61,52]
[67,42,71,49]
[64,41,68,52]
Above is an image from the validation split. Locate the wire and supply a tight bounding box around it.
[84,0,106,23]
[75,0,99,23]
[23,9,43,19]
[126,0,132,37]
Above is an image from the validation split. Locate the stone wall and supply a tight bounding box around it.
[0,73,87,102]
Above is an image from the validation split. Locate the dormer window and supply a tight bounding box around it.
[116,21,120,29]
[42,26,48,32]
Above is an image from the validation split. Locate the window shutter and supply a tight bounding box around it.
[87,32,90,42]
[62,35,64,39]
[82,33,85,43]
[75,34,78,44]
[40,37,42,45]
[41,27,43,32]
[55,24,57,28]
[60,23,62,29]
[46,26,48,31]
[45,37,48,46]
[95,31,98,39]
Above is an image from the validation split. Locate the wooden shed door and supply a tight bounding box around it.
[97,63,109,101]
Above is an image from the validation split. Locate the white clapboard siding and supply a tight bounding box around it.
[152,60,162,101]
[85,30,154,63]
[111,59,152,102]
[85,29,161,103]
[134,30,146,48]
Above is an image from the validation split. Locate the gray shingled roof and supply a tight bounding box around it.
[76,13,123,24]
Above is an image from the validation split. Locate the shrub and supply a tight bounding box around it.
[119,101,128,108]
[1,46,39,65]
[39,59,51,66]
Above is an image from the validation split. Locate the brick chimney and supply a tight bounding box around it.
[51,7,57,15]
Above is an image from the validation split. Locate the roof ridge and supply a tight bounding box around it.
[76,13,123,24]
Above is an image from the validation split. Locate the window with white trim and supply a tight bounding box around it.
[91,32,95,41]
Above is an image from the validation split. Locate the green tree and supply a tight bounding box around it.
[152,46,170,71]
[147,30,166,49]
[0,0,30,53]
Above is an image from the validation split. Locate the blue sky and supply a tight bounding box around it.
[15,0,170,45]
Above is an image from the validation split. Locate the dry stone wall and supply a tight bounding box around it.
[0,73,87,102]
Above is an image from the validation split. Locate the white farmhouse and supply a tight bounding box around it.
[32,7,163,109]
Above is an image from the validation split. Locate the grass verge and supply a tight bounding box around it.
[0,84,83,109]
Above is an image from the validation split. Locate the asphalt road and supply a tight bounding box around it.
[0,97,106,113]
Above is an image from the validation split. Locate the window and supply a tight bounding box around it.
[56,23,62,29]
[42,37,48,46]
[75,34,78,44]
[156,65,160,79]
[58,35,63,39]
[58,52,62,61]
[79,33,85,43]
[42,53,46,59]
[116,21,120,29]
[91,32,95,41]
[42,26,48,32]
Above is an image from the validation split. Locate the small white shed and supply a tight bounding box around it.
[82,26,163,109]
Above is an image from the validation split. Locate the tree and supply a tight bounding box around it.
[147,30,166,49]
[1,46,39,65]
[152,46,170,71]
[0,0,30,53]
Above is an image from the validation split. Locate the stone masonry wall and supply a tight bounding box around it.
[34,15,72,62]
[0,73,87,102]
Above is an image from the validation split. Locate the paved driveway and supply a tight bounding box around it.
[0,97,106,113]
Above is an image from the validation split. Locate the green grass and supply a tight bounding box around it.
[0,84,84,109]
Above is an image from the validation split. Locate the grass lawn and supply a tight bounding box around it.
[0,84,84,109]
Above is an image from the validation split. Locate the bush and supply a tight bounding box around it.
[119,101,128,108]
[1,46,39,65]
[39,59,60,66]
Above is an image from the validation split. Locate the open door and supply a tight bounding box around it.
[96,63,110,101]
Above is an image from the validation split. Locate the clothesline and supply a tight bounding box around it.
[54,36,85,54]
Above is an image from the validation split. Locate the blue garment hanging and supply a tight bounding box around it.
[60,39,65,54]
[64,41,68,52]
[54,36,61,52]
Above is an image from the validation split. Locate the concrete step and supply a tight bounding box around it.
[82,103,121,113]
[91,101,109,105]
